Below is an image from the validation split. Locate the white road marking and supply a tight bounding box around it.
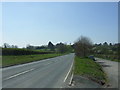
[64,62,73,82]
[69,73,73,85]
[4,68,35,80]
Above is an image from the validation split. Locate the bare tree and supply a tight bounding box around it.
[11,45,18,48]
[74,36,92,57]
[48,41,55,51]
[3,43,10,48]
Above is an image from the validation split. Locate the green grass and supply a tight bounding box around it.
[2,53,64,67]
[74,56,107,84]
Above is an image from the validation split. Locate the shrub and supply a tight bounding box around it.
[2,48,54,55]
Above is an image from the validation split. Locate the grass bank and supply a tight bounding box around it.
[2,53,64,67]
[74,56,107,85]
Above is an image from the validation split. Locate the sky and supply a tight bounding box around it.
[1,2,118,47]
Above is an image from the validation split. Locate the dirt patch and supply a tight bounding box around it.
[70,75,102,88]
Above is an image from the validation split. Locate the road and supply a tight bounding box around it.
[95,58,119,88]
[2,53,74,88]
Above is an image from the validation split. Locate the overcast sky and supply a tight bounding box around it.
[2,2,118,47]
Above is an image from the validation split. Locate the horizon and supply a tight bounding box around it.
[1,41,119,48]
[1,2,118,47]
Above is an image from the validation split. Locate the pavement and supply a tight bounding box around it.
[95,58,119,88]
[69,75,102,88]
[2,53,74,88]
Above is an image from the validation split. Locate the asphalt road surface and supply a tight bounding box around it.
[95,58,119,88]
[2,53,74,88]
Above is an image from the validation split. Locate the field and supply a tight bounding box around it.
[2,54,63,67]
[74,56,107,85]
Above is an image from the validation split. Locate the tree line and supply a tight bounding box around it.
[2,42,74,55]
[26,42,74,53]
[2,48,54,56]
[73,36,119,60]
[92,42,119,60]
[2,36,119,59]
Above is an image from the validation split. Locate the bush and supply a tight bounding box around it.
[2,48,54,55]
[74,36,92,57]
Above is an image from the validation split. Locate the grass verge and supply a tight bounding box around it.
[74,56,107,85]
[2,53,64,67]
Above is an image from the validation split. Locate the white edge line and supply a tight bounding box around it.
[69,73,73,85]
[64,62,73,82]
[4,68,34,80]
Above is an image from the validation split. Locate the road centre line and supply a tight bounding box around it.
[4,68,35,81]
